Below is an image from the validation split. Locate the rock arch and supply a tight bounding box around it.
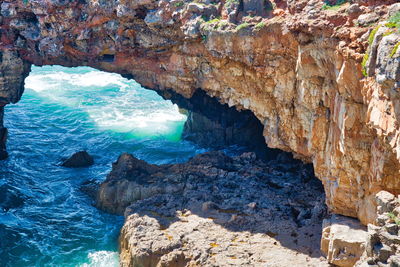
[0,0,399,224]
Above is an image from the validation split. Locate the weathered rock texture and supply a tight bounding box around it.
[96,151,328,266]
[321,215,367,267]
[321,191,400,267]
[356,191,400,267]
[0,0,399,224]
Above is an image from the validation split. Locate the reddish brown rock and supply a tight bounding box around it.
[0,0,398,225]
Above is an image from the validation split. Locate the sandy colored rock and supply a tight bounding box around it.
[321,215,367,267]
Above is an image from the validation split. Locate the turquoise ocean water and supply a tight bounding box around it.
[0,66,204,266]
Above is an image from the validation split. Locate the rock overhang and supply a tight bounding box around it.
[0,0,399,225]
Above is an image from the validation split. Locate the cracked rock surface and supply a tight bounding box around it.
[96,151,328,266]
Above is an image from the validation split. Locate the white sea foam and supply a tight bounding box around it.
[80,251,119,267]
[25,73,59,92]
[24,66,187,137]
[69,71,126,88]
[90,103,186,132]
[26,70,127,92]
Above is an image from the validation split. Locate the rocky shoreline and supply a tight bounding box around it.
[85,150,400,267]
[93,150,329,266]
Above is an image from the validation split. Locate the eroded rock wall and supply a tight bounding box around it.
[0,0,399,224]
[0,49,30,159]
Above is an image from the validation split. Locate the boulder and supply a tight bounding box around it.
[321,215,367,267]
[61,151,94,168]
[376,191,396,215]
[357,12,380,27]
[242,0,273,17]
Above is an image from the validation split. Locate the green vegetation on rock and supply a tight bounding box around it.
[361,53,369,77]
[236,22,250,31]
[388,212,400,225]
[205,18,221,24]
[202,18,230,31]
[368,25,381,45]
[174,1,184,7]
[386,12,400,31]
[390,42,400,58]
[255,21,266,29]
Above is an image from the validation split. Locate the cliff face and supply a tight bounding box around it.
[0,0,399,224]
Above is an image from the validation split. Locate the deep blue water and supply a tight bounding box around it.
[0,66,204,266]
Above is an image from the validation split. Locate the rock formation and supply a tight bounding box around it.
[0,0,399,225]
[61,151,94,168]
[0,184,24,211]
[96,150,328,266]
[320,191,400,267]
[321,215,367,267]
[357,191,400,266]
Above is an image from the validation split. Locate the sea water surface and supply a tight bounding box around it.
[0,66,204,266]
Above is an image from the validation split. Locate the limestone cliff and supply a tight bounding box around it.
[0,0,399,225]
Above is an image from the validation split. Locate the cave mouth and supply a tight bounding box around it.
[0,65,325,266]
[21,65,189,144]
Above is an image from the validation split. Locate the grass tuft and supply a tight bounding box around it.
[235,22,250,31]
[390,42,400,58]
[255,21,266,29]
[368,25,381,46]
[386,12,400,31]
[361,53,369,77]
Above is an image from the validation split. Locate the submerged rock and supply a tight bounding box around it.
[61,151,94,168]
[0,184,24,211]
[0,149,7,160]
[80,179,100,200]
[97,151,329,266]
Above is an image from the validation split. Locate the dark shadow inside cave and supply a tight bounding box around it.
[157,88,286,161]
